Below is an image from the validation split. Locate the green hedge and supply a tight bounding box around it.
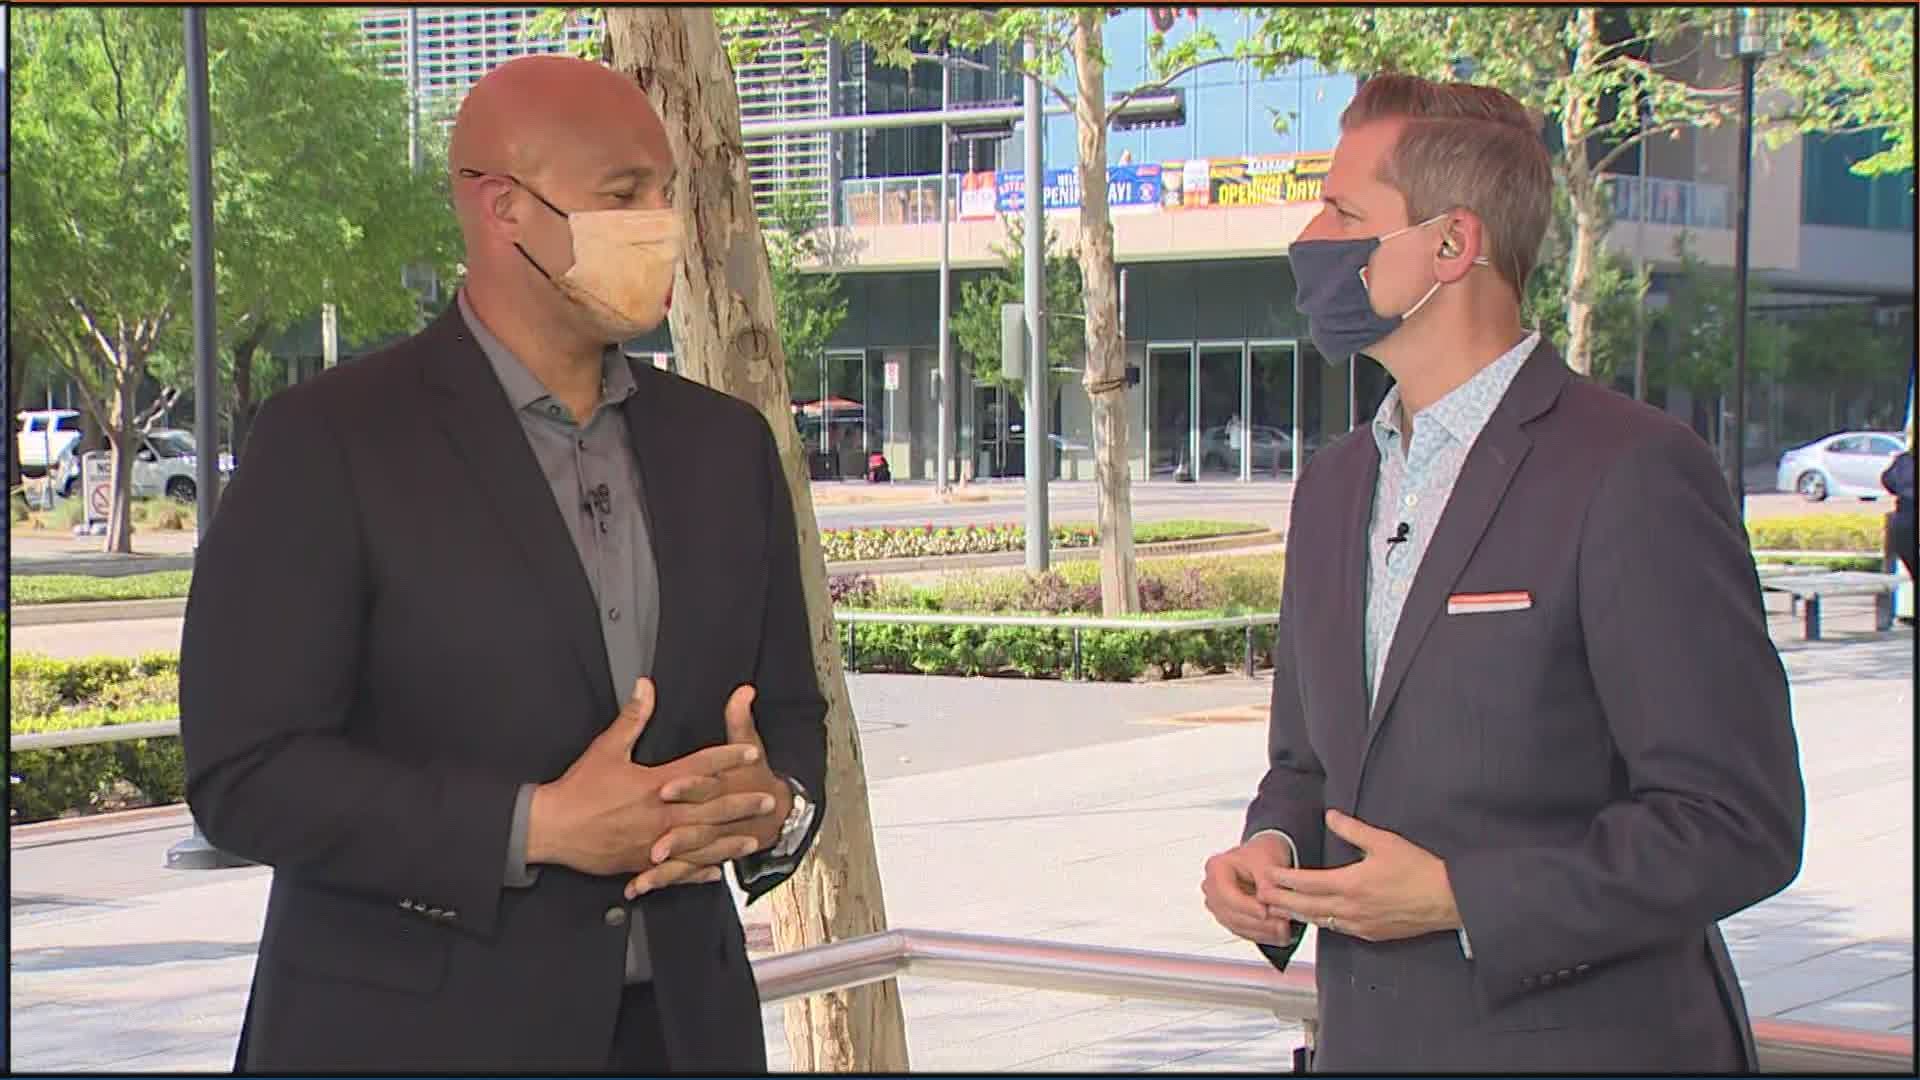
[837,612,1277,682]
[834,554,1285,681]
[10,654,187,824]
[1748,512,1886,553]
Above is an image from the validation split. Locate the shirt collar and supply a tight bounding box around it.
[457,289,638,414]
[1372,330,1541,456]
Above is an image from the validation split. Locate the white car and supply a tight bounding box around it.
[15,409,85,476]
[54,429,234,502]
[1775,430,1906,501]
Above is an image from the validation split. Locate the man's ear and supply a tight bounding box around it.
[1434,210,1485,283]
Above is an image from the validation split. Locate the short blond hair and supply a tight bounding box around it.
[1341,73,1554,297]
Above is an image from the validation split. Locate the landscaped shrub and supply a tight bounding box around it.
[1747,512,1885,552]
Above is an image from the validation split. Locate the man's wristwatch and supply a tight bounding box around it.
[770,777,813,859]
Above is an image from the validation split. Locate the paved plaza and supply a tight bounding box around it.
[8,601,1913,1071]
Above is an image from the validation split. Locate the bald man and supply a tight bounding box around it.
[180,56,827,1072]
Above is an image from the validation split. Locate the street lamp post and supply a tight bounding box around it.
[168,6,250,872]
[1723,7,1775,520]
[1022,59,1049,571]
[909,50,994,496]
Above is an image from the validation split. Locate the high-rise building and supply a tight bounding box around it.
[358,8,598,117]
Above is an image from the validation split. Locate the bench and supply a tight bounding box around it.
[1757,569,1905,640]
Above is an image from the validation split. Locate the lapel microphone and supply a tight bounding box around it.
[588,483,613,516]
[1386,521,1411,548]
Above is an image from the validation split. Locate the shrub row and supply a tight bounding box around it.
[1747,512,1887,553]
[838,616,1278,682]
[10,654,187,824]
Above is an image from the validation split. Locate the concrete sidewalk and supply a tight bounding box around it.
[9,619,1912,1071]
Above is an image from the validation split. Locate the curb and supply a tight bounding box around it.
[14,597,189,626]
[11,803,195,845]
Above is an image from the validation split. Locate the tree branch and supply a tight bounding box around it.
[1590,119,1697,176]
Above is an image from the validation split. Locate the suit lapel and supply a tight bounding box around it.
[620,363,685,732]
[1354,344,1569,781]
[1329,441,1379,798]
[420,308,615,715]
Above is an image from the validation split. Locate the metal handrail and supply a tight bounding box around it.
[752,928,1913,1074]
[12,719,181,752]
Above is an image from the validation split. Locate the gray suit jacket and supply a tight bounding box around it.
[1245,344,1805,1072]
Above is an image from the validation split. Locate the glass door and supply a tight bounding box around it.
[1249,341,1297,481]
[1297,342,1347,472]
[1147,344,1195,480]
[1197,343,1247,480]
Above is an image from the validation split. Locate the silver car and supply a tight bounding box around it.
[1775,431,1905,501]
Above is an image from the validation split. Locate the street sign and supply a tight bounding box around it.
[884,360,901,391]
[82,452,112,531]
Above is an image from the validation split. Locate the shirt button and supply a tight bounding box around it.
[609,608,621,622]
[598,520,609,534]
[604,906,628,928]
[578,439,589,451]
[1404,494,1419,508]
[1392,580,1408,594]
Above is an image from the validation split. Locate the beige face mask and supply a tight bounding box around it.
[547,208,683,342]
[461,167,683,342]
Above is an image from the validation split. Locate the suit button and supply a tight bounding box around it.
[1557,968,1573,981]
[604,906,628,928]
[1575,963,1591,975]
[1522,975,1536,988]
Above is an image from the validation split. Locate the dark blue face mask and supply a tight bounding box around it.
[1291,214,1487,363]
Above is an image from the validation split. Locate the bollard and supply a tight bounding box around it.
[1071,628,1083,681]
[1243,624,1256,678]
[845,621,858,671]
[167,823,254,870]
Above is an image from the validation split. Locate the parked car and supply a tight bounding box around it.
[15,409,85,477]
[54,428,235,501]
[1775,430,1906,501]
[1201,423,1292,473]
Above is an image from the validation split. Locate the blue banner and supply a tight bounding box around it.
[996,163,1163,214]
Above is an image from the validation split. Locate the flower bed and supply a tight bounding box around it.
[818,519,1265,563]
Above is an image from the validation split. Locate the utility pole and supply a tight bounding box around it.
[1021,57,1049,571]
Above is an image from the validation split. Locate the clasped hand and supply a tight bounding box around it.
[529,678,793,897]
[1203,810,1462,945]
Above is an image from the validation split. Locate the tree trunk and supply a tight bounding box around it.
[104,354,140,554]
[604,9,910,1073]
[1559,8,1603,379]
[231,322,269,458]
[1072,14,1138,616]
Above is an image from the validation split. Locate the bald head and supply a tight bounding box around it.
[450,55,670,189]
[448,55,678,347]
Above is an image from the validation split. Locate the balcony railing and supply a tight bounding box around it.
[1604,173,1732,230]
[839,174,964,227]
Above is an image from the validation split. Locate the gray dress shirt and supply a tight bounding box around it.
[460,293,816,984]
[461,291,664,981]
